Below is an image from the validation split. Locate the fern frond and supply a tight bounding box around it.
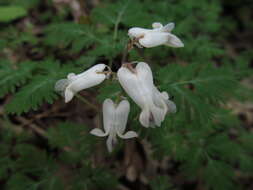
[0,60,35,97]
[5,75,58,114]
[5,61,74,114]
[150,176,172,190]
[44,22,96,53]
[203,160,235,190]
[157,63,237,123]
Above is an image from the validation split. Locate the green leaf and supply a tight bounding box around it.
[204,160,235,190]
[0,60,35,97]
[48,122,94,163]
[6,173,37,190]
[72,166,118,190]
[44,22,96,53]
[0,6,27,22]
[97,80,122,102]
[150,176,173,190]
[13,144,53,176]
[40,175,64,190]
[5,75,58,114]
[9,0,40,9]
[157,63,237,124]
[5,61,74,114]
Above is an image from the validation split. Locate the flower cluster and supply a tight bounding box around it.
[55,22,183,152]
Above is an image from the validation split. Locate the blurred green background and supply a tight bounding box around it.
[0,0,253,190]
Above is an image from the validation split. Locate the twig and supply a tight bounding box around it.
[19,105,62,127]
[16,116,73,152]
[16,117,48,138]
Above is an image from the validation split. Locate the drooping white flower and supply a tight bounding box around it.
[90,99,138,152]
[117,62,176,128]
[55,64,109,103]
[128,22,184,48]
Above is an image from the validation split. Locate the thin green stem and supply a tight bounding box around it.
[109,0,129,68]
[170,80,196,86]
[113,1,129,41]
[75,94,99,112]
[121,39,131,64]
[170,76,231,87]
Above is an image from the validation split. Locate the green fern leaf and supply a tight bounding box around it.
[48,122,94,163]
[44,22,96,53]
[0,60,35,97]
[5,75,58,114]
[150,176,173,190]
[5,61,74,114]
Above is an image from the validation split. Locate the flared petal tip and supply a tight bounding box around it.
[139,109,151,128]
[166,34,184,48]
[118,131,138,139]
[176,41,184,48]
[106,135,117,153]
[152,22,163,29]
[55,79,69,92]
[167,100,177,113]
[90,128,107,137]
[64,88,74,103]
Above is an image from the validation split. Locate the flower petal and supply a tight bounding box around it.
[117,66,145,108]
[67,73,76,80]
[128,27,149,38]
[136,62,154,96]
[115,100,130,134]
[118,131,138,139]
[90,128,107,137]
[103,99,115,134]
[106,135,113,152]
[166,99,177,113]
[152,22,163,29]
[118,63,155,110]
[161,91,169,99]
[139,32,170,48]
[106,133,117,153]
[139,108,151,127]
[139,105,165,127]
[56,64,108,103]
[136,62,153,88]
[64,87,75,103]
[76,64,106,77]
[165,33,184,47]
[67,64,107,97]
[152,87,168,115]
[161,22,175,32]
[55,79,69,93]
[118,62,166,128]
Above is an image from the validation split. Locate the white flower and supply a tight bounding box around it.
[117,62,176,128]
[55,64,109,103]
[128,22,184,48]
[90,99,138,152]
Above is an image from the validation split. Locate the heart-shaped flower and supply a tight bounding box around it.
[128,22,184,48]
[90,99,138,152]
[55,64,109,103]
[117,62,176,127]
